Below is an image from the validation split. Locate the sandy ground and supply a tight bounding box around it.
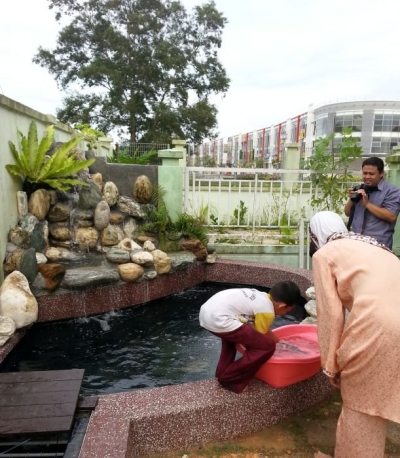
[146,391,400,458]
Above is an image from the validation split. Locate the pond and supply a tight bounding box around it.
[0,282,306,396]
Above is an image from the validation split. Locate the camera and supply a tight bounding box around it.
[350,183,378,203]
[350,184,365,203]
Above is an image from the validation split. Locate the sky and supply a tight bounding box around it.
[1,0,400,142]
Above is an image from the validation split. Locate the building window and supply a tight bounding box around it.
[371,136,400,154]
[373,112,400,132]
[334,112,362,133]
[315,114,328,137]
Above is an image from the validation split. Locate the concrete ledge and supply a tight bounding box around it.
[80,374,331,457]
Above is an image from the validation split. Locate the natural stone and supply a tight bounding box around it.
[94,201,110,231]
[78,182,103,210]
[143,240,156,251]
[109,211,124,225]
[136,234,157,243]
[90,173,103,191]
[6,243,18,253]
[49,223,71,241]
[305,299,317,318]
[103,182,119,207]
[206,253,217,263]
[30,225,45,252]
[0,271,38,328]
[47,203,71,222]
[17,191,28,219]
[306,286,316,299]
[45,247,85,263]
[118,238,141,252]
[118,263,144,282]
[117,196,147,219]
[61,269,120,289]
[28,189,51,220]
[49,239,72,249]
[0,316,16,347]
[130,251,154,266]
[20,214,39,233]
[143,270,157,280]
[75,219,93,228]
[9,226,31,249]
[47,190,58,205]
[73,209,94,222]
[133,175,152,204]
[123,217,138,239]
[101,225,123,246]
[36,253,48,265]
[35,264,66,291]
[182,239,208,261]
[3,249,24,274]
[19,247,38,283]
[105,248,131,264]
[75,227,99,250]
[153,249,172,274]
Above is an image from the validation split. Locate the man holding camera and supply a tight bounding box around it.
[344,157,400,249]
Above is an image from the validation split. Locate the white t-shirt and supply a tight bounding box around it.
[199,288,275,333]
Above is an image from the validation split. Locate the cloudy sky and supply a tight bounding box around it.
[1,0,400,141]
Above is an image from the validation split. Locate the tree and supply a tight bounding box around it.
[307,128,362,213]
[33,0,230,144]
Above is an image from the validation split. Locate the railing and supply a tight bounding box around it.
[118,142,170,164]
[184,167,359,228]
[184,167,359,268]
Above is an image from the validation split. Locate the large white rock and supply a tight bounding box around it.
[0,271,38,328]
[0,316,16,347]
[103,181,119,206]
[130,251,154,266]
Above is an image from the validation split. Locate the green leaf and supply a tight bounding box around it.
[27,121,39,170]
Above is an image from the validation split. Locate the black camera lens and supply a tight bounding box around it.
[350,184,365,203]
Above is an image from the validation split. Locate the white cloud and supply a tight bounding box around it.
[1,0,400,141]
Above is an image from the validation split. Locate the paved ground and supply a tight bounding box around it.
[147,390,400,458]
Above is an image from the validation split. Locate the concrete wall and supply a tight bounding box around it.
[0,95,83,284]
[88,157,158,198]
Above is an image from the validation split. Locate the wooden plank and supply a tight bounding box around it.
[0,390,79,407]
[0,416,73,435]
[0,403,77,420]
[0,369,85,436]
[0,379,82,394]
[0,369,84,384]
[77,396,98,411]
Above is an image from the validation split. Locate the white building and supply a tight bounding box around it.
[194,100,400,166]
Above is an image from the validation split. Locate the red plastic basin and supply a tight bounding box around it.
[237,324,321,388]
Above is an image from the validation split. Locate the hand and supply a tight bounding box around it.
[358,189,369,207]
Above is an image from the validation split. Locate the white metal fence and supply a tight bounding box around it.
[184,167,359,228]
[184,167,360,268]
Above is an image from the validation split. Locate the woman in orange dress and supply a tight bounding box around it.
[310,211,400,458]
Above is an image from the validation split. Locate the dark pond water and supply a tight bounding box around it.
[0,282,306,395]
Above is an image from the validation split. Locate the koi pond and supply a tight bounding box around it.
[0,282,306,396]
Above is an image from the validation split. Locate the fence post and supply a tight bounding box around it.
[385,147,400,255]
[281,143,300,187]
[158,140,186,222]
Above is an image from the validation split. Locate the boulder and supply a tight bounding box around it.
[94,201,110,231]
[181,239,208,261]
[0,316,16,347]
[133,175,152,204]
[0,271,38,328]
[103,182,119,207]
[118,263,144,282]
[28,189,51,220]
[152,249,172,275]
